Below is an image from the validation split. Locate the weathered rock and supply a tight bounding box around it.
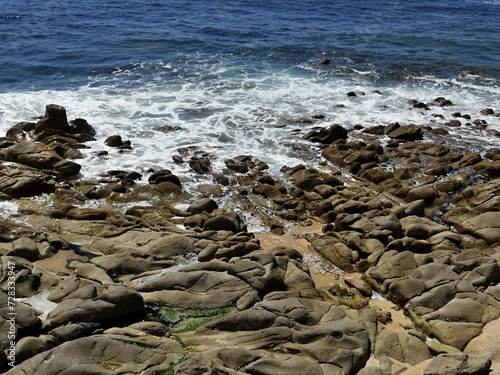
[187,198,219,215]
[5,335,184,375]
[303,124,348,144]
[186,298,371,374]
[374,329,432,365]
[133,270,253,308]
[455,212,500,245]
[45,286,144,330]
[387,125,424,141]
[423,353,491,375]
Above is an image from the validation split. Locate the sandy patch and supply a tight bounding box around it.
[464,317,500,370]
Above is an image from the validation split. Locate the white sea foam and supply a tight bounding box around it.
[1,70,499,198]
[18,290,58,321]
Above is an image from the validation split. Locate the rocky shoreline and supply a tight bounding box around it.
[1,102,500,374]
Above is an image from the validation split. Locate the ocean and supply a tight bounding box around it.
[1,0,499,200]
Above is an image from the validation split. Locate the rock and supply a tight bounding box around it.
[14,336,50,363]
[375,329,432,365]
[303,124,348,144]
[33,104,70,134]
[45,286,144,330]
[455,212,500,245]
[189,156,212,174]
[480,108,495,116]
[203,214,242,233]
[473,160,500,178]
[10,237,40,261]
[148,169,181,188]
[133,270,253,308]
[309,235,358,272]
[197,184,223,196]
[387,125,424,141]
[4,335,184,375]
[0,290,42,343]
[105,135,131,148]
[423,353,491,375]
[5,141,62,170]
[187,298,370,374]
[187,198,219,215]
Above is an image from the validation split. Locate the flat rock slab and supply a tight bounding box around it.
[4,335,184,375]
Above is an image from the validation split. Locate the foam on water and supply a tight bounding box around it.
[18,290,58,321]
[1,65,499,197]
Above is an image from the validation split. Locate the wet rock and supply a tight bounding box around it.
[480,108,495,116]
[105,135,131,149]
[387,125,424,141]
[203,214,242,233]
[148,169,181,188]
[189,156,212,174]
[5,141,62,170]
[187,198,219,215]
[303,124,348,144]
[6,122,36,140]
[197,183,223,196]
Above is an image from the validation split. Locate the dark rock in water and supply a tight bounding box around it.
[189,156,212,174]
[445,119,462,127]
[363,125,386,135]
[303,124,348,144]
[434,97,454,107]
[172,155,184,163]
[34,104,70,134]
[413,101,430,110]
[204,214,241,233]
[347,91,366,97]
[188,198,219,215]
[148,169,181,188]
[69,118,96,136]
[53,159,82,178]
[387,125,424,141]
[480,108,495,116]
[319,59,330,65]
[106,170,143,181]
[6,122,36,140]
[105,135,131,149]
[153,124,183,133]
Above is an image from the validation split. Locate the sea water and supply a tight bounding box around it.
[0,0,499,193]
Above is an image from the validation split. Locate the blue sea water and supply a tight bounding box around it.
[0,0,499,188]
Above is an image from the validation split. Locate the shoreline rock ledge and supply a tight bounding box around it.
[1,103,500,374]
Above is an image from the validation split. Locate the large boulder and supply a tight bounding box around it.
[4,334,184,375]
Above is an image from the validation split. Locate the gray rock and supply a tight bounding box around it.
[374,329,431,365]
[5,335,184,375]
[133,270,253,308]
[423,353,491,375]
